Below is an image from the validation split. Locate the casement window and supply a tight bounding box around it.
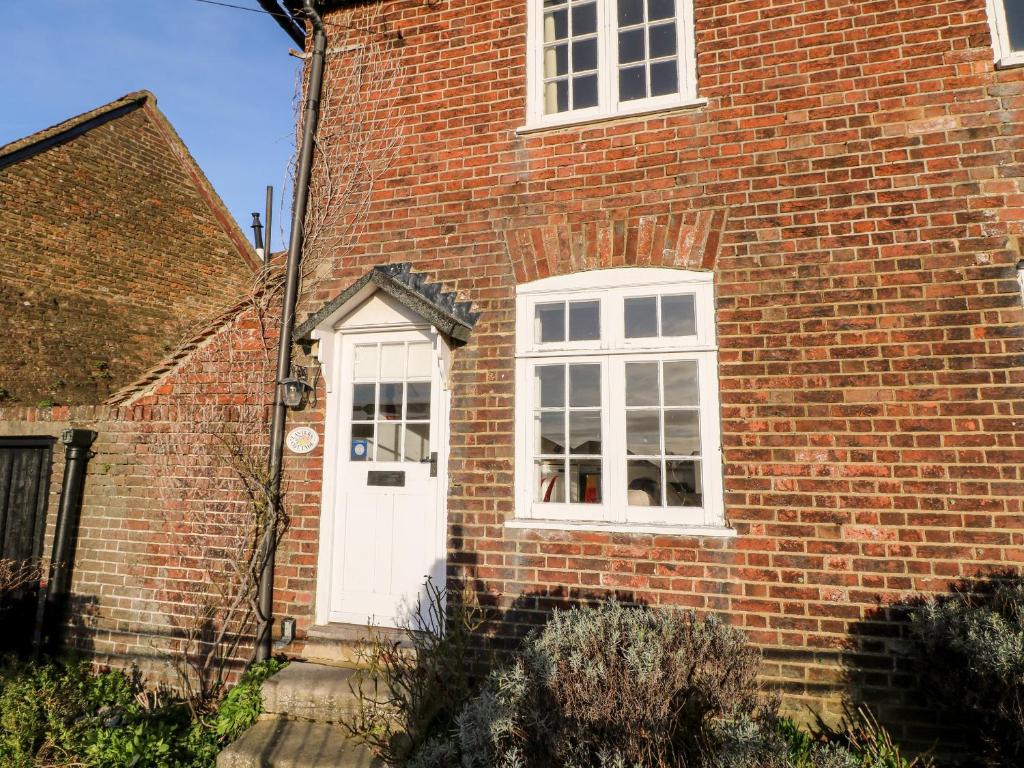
[987,0,1024,67]
[525,0,700,129]
[511,268,729,535]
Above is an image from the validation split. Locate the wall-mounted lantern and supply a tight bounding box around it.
[279,375,312,409]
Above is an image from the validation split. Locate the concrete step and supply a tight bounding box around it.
[216,718,382,768]
[261,662,388,724]
[300,623,412,668]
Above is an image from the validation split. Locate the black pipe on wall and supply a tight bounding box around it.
[36,428,96,653]
[256,0,327,663]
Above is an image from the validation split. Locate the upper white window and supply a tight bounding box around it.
[987,0,1024,67]
[526,0,699,129]
[513,268,728,534]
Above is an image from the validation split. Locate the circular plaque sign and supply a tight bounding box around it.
[286,426,319,454]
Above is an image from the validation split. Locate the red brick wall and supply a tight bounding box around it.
[283,0,1024,746]
[0,98,254,407]
[2,0,1021,753]
[0,306,276,683]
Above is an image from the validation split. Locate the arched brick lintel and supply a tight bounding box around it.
[502,209,729,284]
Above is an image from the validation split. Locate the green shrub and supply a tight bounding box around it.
[0,656,283,767]
[413,601,773,768]
[908,574,1024,766]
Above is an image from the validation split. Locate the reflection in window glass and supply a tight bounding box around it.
[533,361,602,504]
[625,296,658,337]
[1006,0,1024,51]
[404,423,430,463]
[661,294,696,336]
[663,360,699,406]
[616,0,678,103]
[377,423,400,462]
[352,384,376,421]
[666,459,701,506]
[569,363,601,407]
[627,460,661,505]
[349,340,433,462]
[536,302,566,343]
[568,300,600,340]
[543,0,600,114]
[379,383,402,420]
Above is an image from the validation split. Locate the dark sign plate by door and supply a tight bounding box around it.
[367,470,406,487]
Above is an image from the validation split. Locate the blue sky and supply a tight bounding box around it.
[0,0,301,247]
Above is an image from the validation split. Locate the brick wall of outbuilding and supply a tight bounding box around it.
[0,94,255,406]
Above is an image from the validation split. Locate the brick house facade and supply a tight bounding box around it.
[2,0,1023,754]
[0,91,258,406]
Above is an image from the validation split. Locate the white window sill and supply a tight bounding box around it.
[505,518,736,538]
[996,53,1024,69]
[516,97,709,136]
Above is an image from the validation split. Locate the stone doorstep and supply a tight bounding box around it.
[299,623,415,668]
[216,718,382,768]
[261,662,389,725]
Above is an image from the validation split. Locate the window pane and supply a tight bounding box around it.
[352,384,376,421]
[351,423,373,461]
[650,59,679,96]
[570,459,602,503]
[379,383,402,420]
[545,79,570,114]
[573,74,599,109]
[1008,0,1024,51]
[572,2,597,35]
[380,345,405,379]
[625,362,660,406]
[536,302,566,342]
[618,28,645,64]
[404,423,430,463]
[378,424,400,462]
[551,43,570,76]
[569,411,602,455]
[624,296,658,337]
[407,343,432,378]
[538,412,566,454]
[537,460,565,503]
[618,0,644,26]
[536,365,565,408]
[568,300,600,340]
[406,382,431,420]
[648,22,677,59]
[627,460,662,506]
[626,410,661,456]
[666,460,701,506]
[661,294,696,336]
[664,410,700,456]
[663,361,699,406]
[544,6,569,41]
[353,345,378,380]
[569,364,601,407]
[573,38,598,72]
[648,0,675,21]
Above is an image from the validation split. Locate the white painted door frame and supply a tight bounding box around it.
[313,312,450,628]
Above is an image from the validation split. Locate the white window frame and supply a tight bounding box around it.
[524,0,701,131]
[511,267,732,536]
[987,0,1024,68]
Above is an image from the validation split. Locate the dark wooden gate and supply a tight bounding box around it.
[0,437,54,652]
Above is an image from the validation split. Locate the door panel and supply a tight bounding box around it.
[327,330,445,628]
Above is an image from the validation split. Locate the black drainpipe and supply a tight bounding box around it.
[256,0,327,663]
[35,428,96,654]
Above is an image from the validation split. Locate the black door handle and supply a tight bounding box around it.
[420,451,438,477]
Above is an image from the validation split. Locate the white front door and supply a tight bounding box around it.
[325,327,447,627]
